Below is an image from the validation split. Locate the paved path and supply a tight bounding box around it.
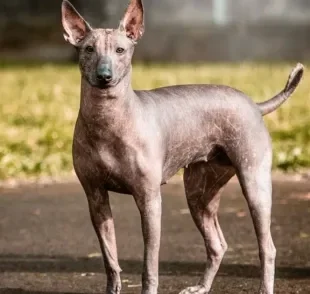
[0,177,310,293]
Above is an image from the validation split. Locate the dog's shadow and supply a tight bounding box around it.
[0,254,309,280]
[0,290,94,294]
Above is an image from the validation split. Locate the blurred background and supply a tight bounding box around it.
[0,0,310,180]
[1,0,310,62]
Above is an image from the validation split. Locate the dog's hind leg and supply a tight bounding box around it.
[179,156,235,294]
[236,151,276,294]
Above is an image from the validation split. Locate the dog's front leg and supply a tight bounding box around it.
[86,186,122,294]
[134,188,162,294]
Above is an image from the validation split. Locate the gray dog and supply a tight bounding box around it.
[61,0,304,293]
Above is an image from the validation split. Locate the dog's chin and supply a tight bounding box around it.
[94,80,118,90]
[84,76,117,90]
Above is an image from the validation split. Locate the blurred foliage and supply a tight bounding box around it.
[0,62,309,179]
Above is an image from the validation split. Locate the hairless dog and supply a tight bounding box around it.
[61,0,304,293]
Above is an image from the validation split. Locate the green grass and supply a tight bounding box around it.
[0,62,309,180]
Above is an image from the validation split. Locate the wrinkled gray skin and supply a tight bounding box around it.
[61,1,304,294]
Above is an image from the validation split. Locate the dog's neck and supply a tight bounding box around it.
[79,70,138,132]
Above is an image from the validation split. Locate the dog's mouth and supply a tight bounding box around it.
[97,80,117,89]
[90,78,118,90]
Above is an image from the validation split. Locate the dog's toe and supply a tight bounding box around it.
[178,285,208,294]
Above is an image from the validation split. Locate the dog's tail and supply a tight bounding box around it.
[257,63,304,116]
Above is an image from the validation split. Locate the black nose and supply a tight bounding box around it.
[97,65,112,82]
[97,71,112,82]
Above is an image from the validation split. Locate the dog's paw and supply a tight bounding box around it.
[106,282,121,294]
[106,288,121,294]
[178,285,208,294]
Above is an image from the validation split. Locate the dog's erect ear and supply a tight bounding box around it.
[61,0,92,46]
[119,0,144,42]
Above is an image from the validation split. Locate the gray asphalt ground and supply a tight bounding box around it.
[0,176,310,294]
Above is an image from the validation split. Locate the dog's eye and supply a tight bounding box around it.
[85,46,94,53]
[116,47,125,54]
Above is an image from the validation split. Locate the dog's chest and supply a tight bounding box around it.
[73,129,150,194]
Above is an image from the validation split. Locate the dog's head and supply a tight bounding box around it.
[61,0,144,89]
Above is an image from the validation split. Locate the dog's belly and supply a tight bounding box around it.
[161,144,227,183]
